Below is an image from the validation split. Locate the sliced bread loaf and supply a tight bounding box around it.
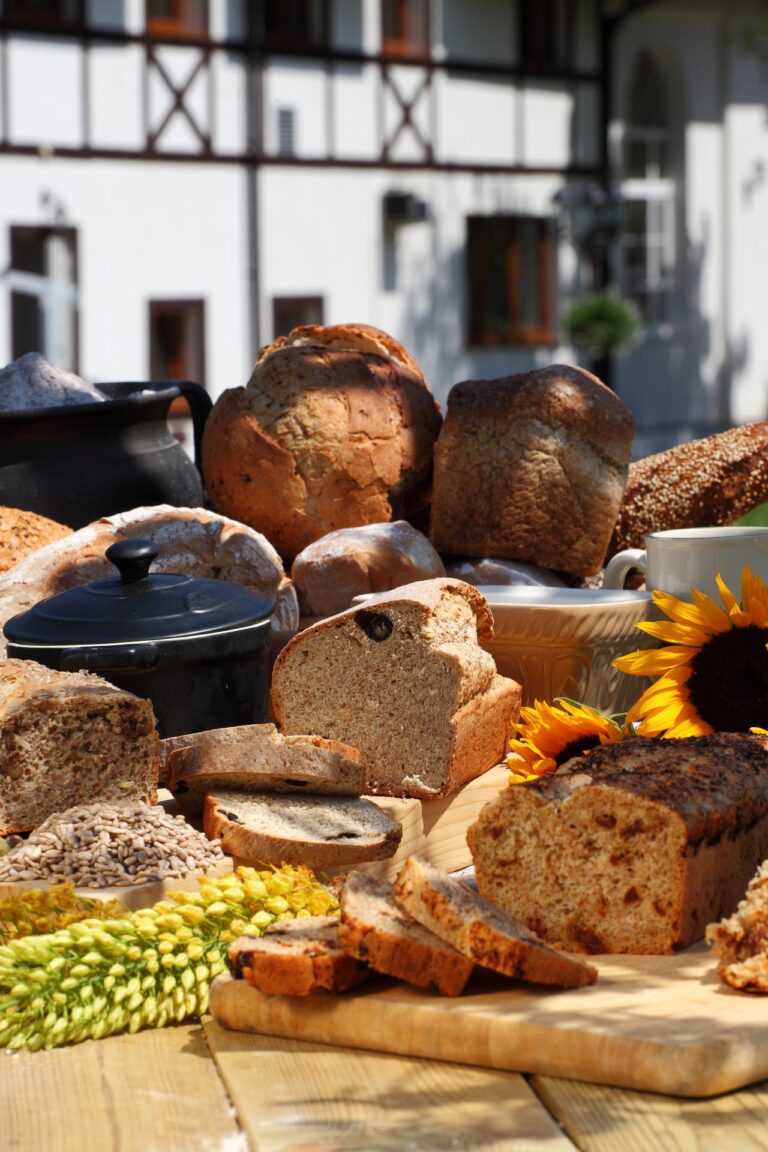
[392,855,597,988]
[228,917,370,995]
[338,870,474,996]
[167,723,364,797]
[271,578,522,798]
[0,658,158,835]
[203,791,402,868]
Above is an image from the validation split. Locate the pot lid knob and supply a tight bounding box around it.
[106,538,159,585]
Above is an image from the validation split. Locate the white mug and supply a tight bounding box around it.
[604,526,768,601]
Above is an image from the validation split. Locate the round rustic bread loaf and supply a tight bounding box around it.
[201,323,442,562]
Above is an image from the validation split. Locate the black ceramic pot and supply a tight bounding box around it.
[3,538,275,739]
[0,380,211,528]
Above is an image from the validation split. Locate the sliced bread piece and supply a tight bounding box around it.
[392,856,597,989]
[338,870,474,996]
[167,723,364,797]
[227,916,370,995]
[203,792,402,868]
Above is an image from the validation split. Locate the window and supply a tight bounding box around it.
[272,296,324,339]
[619,53,676,325]
[467,216,555,347]
[149,300,206,385]
[381,0,429,58]
[146,0,208,39]
[277,108,296,156]
[4,0,82,28]
[10,226,79,372]
[261,0,327,50]
[519,0,573,70]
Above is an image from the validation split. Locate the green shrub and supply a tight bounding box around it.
[562,291,642,357]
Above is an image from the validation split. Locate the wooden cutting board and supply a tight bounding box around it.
[209,944,768,1100]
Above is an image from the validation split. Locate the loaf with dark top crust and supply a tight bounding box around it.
[609,422,768,554]
[469,733,768,955]
[430,365,635,576]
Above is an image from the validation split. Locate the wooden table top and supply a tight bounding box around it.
[4,1019,768,1152]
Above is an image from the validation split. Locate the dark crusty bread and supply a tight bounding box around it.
[469,733,768,955]
[610,423,768,554]
[201,323,442,562]
[430,365,635,576]
[228,917,370,995]
[166,723,364,798]
[0,658,158,835]
[393,856,597,987]
[0,506,73,574]
[291,521,445,616]
[271,578,521,799]
[339,871,474,996]
[203,791,402,868]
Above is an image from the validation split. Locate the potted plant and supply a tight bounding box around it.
[562,290,642,387]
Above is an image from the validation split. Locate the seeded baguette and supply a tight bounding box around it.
[167,723,364,797]
[338,871,474,996]
[392,855,597,988]
[203,791,402,868]
[228,916,370,995]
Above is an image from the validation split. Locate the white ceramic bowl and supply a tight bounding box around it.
[476,585,656,715]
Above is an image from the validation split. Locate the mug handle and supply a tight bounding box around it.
[604,548,647,589]
[176,380,212,475]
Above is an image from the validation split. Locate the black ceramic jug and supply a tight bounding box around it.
[0,380,211,528]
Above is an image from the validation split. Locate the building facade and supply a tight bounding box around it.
[0,0,766,457]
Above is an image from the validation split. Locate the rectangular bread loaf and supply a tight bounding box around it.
[0,658,159,834]
[468,733,768,955]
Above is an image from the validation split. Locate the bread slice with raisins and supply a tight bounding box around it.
[228,917,370,995]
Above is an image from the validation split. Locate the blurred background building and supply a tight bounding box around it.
[0,0,767,456]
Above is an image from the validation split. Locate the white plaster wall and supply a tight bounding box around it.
[264,60,329,158]
[89,43,144,151]
[7,38,83,149]
[0,157,251,400]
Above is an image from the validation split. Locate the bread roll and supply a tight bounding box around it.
[610,422,768,554]
[271,578,522,799]
[469,733,768,955]
[291,521,445,616]
[201,323,442,562]
[430,365,635,576]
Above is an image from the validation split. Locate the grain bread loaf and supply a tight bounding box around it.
[468,733,768,955]
[228,917,370,995]
[201,323,442,562]
[0,658,158,835]
[338,870,474,995]
[167,723,364,797]
[0,505,298,659]
[203,791,402,868]
[392,856,597,987]
[271,578,522,799]
[291,521,445,616]
[0,506,73,574]
[706,860,768,991]
[609,423,768,554]
[430,366,635,576]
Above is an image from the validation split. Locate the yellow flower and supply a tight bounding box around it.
[614,566,768,738]
[507,698,626,782]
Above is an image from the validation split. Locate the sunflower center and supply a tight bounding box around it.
[688,624,768,731]
[555,735,601,767]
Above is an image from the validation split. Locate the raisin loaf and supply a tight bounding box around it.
[469,733,768,955]
[0,659,158,835]
[271,578,522,799]
[228,917,370,995]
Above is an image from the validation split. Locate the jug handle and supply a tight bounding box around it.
[175,380,212,475]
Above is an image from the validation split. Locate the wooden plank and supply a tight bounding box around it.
[1,1023,245,1152]
[205,1020,576,1151]
[532,1074,768,1152]
[209,945,768,1100]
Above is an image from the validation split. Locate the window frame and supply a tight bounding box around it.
[381,0,430,60]
[466,215,556,349]
[9,224,80,373]
[272,295,325,339]
[148,298,206,388]
[259,0,329,52]
[3,0,84,31]
[146,0,209,42]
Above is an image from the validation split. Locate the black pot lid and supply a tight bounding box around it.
[4,538,276,647]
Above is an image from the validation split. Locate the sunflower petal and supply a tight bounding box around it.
[638,620,713,646]
[689,588,732,632]
[614,646,693,676]
[664,716,713,738]
[717,574,740,615]
[652,589,729,632]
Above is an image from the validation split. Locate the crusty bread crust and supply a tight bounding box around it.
[0,506,72,574]
[430,365,635,576]
[610,423,768,554]
[469,734,768,954]
[256,322,425,377]
[339,871,474,996]
[228,918,370,995]
[393,856,596,988]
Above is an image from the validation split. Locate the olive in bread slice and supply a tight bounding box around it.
[228,917,370,995]
[338,871,474,996]
[203,792,402,868]
[392,855,597,988]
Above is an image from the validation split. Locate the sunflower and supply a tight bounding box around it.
[507,698,626,782]
[614,565,768,738]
